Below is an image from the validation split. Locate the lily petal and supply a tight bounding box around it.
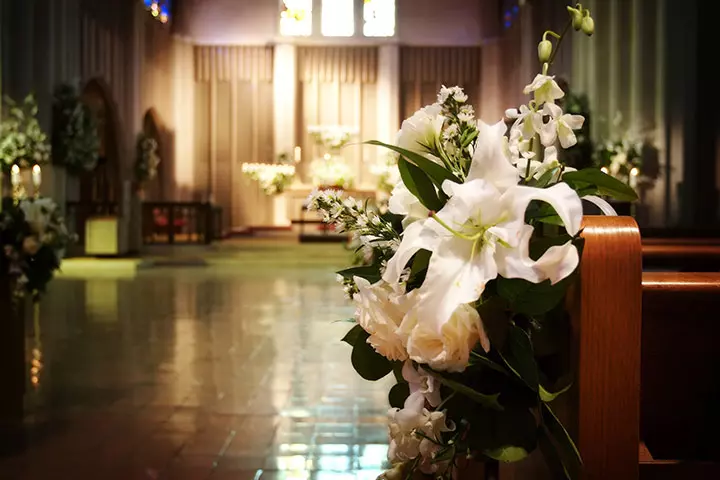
[467,120,518,191]
[383,220,440,285]
[504,183,583,236]
[583,195,618,216]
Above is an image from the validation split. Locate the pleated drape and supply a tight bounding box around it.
[297,47,379,189]
[193,46,275,230]
[399,47,482,119]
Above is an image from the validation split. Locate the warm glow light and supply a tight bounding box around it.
[280,0,313,37]
[630,167,639,177]
[363,0,395,37]
[321,0,354,37]
[294,146,302,163]
[600,167,609,174]
[160,12,168,23]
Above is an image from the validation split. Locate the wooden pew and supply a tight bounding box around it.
[641,227,720,271]
[639,272,720,478]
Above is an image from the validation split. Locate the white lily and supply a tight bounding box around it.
[467,120,519,191]
[523,74,565,105]
[388,180,430,228]
[396,104,445,157]
[537,103,585,148]
[384,179,582,330]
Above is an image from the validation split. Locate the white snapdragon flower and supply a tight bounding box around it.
[383,121,582,334]
[537,103,585,148]
[523,74,565,105]
[387,392,454,466]
[352,277,414,361]
[396,104,445,158]
[401,361,442,407]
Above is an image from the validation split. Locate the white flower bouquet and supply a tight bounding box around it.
[0,94,51,173]
[1,197,74,299]
[242,163,296,196]
[595,118,644,185]
[308,6,637,479]
[308,125,359,152]
[134,132,161,185]
[51,83,100,175]
[309,155,354,189]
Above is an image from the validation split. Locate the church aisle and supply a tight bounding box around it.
[0,243,392,479]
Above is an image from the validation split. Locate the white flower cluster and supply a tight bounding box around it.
[52,84,100,173]
[307,125,359,151]
[0,95,51,169]
[306,189,399,252]
[309,155,354,189]
[135,134,161,184]
[241,163,295,196]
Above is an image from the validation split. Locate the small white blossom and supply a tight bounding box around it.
[523,74,565,105]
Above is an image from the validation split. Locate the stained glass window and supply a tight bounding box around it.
[501,0,521,30]
[280,0,313,37]
[321,0,354,37]
[363,0,395,37]
[143,0,171,24]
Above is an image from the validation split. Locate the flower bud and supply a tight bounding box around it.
[537,40,553,63]
[567,7,583,30]
[581,15,595,36]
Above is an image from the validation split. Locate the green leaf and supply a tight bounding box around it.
[485,446,529,463]
[540,383,572,403]
[398,158,443,211]
[388,382,411,409]
[432,374,504,411]
[337,265,381,283]
[541,404,582,479]
[532,167,561,188]
[351,337,393,381]
[563,168,638,202]
[500,325,539,391]
[342,324,368,347]
[407,249,431,292]
[538,426,571,480]
[497,276,575,316]
[469,351,509,375]
[365,140,461,188]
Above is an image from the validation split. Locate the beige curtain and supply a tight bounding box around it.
[193,45,275,230]
[298,47,378,189]
[400,47,482,120]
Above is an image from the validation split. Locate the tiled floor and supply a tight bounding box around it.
[0,242,393,479]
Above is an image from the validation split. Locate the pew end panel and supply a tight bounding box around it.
[570,216,643,480]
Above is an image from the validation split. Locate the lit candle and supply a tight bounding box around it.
[629,167,639,189]
[32,164,42,193]
[294,146,302,164]
[11,164,20,189]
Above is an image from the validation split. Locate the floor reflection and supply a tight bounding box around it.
[0,243,392,479]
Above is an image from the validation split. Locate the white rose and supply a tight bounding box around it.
[396,104,445,157]
[352,277,413,361]
[388,181,430,228]
[400,303,489,372]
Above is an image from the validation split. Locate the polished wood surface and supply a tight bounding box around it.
[640,272,720,463]
[571,216,643,479]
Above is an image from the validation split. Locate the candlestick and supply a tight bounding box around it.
[11,164,21,203]
[32,165,42,197]
[294,146,302,164]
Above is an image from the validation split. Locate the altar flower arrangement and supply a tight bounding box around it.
[134,132,161,185]
[370,154,401,196]
[308,6,638,479]
[242,160,296,196]
[1,197,74,300]
[308,125,359,152]
[309,154,354,189]
[594,115,644,186]
[0,94,51,173]
[51,83,100,174]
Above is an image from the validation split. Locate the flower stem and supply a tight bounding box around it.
[547,19,572,68]
[430,213,481,241]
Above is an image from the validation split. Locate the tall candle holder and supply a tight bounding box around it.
[32,165,42,198]
[10,165,24,204]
